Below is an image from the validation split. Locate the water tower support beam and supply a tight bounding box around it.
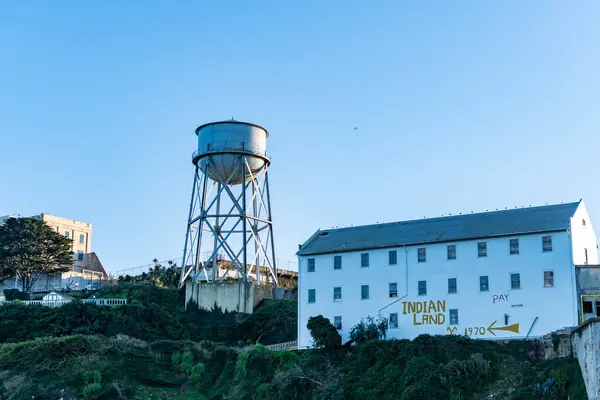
[242,157,248,280]
[265,169,278,284]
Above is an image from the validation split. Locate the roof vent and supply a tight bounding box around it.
[320,231,330,237]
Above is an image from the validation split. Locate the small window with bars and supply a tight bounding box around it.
[480,276,489,292]
[542,236,552,252]
[478,241,487,257]
[389,250,398,265]
[510,239,519,255]
[449,309,459,325]
[389,282,398,298]
[308,289,316,303]
[544,271,554,287]
[307,258,315,272]
[418,248,426,263]
[361,253,370,267]
[334,316,342,330]
[418,280,427,296]
[333,287,342,301]
[447,245,456,260]
[511,273,521,289]
[389,313,398,329]
[448,278,457,294]
[361,284,370,300]
[334,255,342,270]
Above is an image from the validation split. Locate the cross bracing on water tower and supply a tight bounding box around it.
[180,120,277,287]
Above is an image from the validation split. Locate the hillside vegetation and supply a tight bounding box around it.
[0,284,296,345]
[0,284,587,400]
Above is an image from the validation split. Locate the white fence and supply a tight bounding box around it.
[0,298,127,308]
[265,340,298,351]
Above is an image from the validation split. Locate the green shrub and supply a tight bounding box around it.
[180,351,194,374]
[189,362,206,385]
[83,382,102,398]
[350,316,388,343]
[307,315,341,349]
[3,289,29,301]
[84,370,102,385]
[235,352,249,377]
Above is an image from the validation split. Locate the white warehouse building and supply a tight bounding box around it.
[296,200,600,348]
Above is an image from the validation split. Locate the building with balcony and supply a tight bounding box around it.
[296,200,599,348]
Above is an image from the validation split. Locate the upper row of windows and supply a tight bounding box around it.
[306,236,554,272]
[58,228,86,245]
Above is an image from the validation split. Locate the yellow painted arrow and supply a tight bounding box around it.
[487,320,520,336]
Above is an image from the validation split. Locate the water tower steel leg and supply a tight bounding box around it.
[194,164,210,279]
[212,182,221,281]
[180,167,198,287]
[265,169,278,285]
[253,176,260,284]
[241,156,248,280]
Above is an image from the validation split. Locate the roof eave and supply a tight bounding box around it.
[296,227,570,256]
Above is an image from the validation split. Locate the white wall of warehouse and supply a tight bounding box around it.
[298,209,599,348]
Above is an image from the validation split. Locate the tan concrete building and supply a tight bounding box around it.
[0,213,108,292]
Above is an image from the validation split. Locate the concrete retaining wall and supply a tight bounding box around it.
[571,318,600,400]
[185,280,298,314]
[186,280,256,313]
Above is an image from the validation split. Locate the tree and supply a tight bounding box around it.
[307,315,341,349]
[0,217,74,292]
[150,258,180,288]
[350,316,389,343]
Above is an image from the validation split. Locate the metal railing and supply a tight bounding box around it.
[265,340,298,351]
[0,298,127,308]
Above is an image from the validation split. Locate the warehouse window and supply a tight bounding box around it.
[389,250,398,265]
[361,284,370,299]
[449,309,459,325]
[65,231,70,239]
[361,253,370,267]
[389,313,398,329]
[542,236,552,252]
[480,276,489,292]
[334,287,342,301]
[510,239,519,255]
[418,280,427,296]
[583,301,593,314]
[308,289,316,303]
[334,316,342,330]
[418,248,426,263]
[448,278,457,294]
[478,242,487,257]
[544,271,554,287]
[79,234,85,245]
[511,273,521,289]
[77,251,84,261]
[334,255,342,270]
[307,258,315,272]
[389,282,398,298]
[447,245,456,260]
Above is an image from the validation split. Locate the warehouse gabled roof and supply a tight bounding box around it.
[297,201,581,256]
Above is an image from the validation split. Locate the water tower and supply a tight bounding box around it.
[179,119,278,287]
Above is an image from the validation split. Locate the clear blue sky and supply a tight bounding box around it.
[1,1,599,273]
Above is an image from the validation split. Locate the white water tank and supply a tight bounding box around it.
[193,119,270,185]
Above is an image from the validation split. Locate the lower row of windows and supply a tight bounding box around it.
[306,271,555,303]
[332,309,460,330]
